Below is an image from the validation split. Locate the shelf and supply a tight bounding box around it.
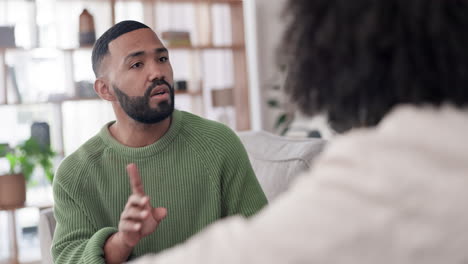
[175,90,202,96]
[0,47,26,53]
[1,44,244,54]
[62,44,244,52]
[168,44,245,50]
[54,0,243,3]
[0,97,101,106]
[149,0,243,4]
[0,46,92,54]
[0,90,201,106]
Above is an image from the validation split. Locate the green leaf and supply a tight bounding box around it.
[21,161,35,182]
[21,138,41,155]
[5,153,18,174]
[27,179,39,188]
[274,113,288,129]
[280,127,290,136]
[267,99,279,108]
[45,171,53,183]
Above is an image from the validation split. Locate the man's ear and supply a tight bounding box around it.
[94,78,116,101]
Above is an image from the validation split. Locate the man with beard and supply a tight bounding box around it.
[51,20,267,264]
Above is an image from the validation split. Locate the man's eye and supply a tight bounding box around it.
[131,62,143,69]
[159,57,168,63]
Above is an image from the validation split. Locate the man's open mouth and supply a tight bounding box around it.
[150,87,169,97]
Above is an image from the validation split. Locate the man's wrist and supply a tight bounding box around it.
[104,232,134,264]
[113,231,136,251]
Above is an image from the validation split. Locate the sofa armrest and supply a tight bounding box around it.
[238,131,326,201]
[39,207,55,264]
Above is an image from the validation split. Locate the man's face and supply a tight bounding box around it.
[104,28,175,124]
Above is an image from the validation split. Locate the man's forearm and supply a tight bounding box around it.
[104,232,133,264]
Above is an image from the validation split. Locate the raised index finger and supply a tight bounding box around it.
[127,163,145,195]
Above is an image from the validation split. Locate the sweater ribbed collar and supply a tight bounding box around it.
[98,110,183,159]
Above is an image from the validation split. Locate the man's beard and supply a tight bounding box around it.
[113,79,175,124]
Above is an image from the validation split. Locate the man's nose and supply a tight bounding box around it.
[147,61,164,81]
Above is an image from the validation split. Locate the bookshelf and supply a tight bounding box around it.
[0,0,251,156]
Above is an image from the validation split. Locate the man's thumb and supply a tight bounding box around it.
[152,207,167,222]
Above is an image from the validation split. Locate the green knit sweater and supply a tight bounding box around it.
[52,110,267,263]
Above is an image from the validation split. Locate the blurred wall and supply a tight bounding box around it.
[245,0,288,132]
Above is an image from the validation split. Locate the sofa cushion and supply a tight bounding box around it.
[238,131,325,201]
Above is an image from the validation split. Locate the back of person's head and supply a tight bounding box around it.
[92,20,149,77]
[282,0,468,132]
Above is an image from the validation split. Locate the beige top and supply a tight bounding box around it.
[131,105,468,264]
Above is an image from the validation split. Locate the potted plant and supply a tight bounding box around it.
[0,138,55,209]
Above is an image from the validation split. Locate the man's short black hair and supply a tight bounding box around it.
[92,20,150,77]
[282,0,468,132]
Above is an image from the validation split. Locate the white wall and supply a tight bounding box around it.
[245,0,288,132]
[245,0,333,138]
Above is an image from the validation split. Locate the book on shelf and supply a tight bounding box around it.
[161,31,192,47]
[0,26,16,47]
[7,66,21,103]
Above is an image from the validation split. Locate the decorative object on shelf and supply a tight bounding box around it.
[0,137,56,208]
[31,122,51,148]
[0,173,25,210]
[0,143,23,210]
[211,88,234,126]
[161,31,191,46]
[47,93,70,102]
[0,26,16,47]
[76,80,98,98]
[211,87,233,108]
[79,9,96,47]
[175,80,188,91]
[7,66,21,103]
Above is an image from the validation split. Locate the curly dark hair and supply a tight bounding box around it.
[282,0,468,132]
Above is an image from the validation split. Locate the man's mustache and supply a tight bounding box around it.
[144,79,172,97]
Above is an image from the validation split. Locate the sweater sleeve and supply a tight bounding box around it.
[218,128,268,217]
[52,164,118,264]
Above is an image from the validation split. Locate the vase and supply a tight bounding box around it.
[79,9,96,46]
[0,173,26,210]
